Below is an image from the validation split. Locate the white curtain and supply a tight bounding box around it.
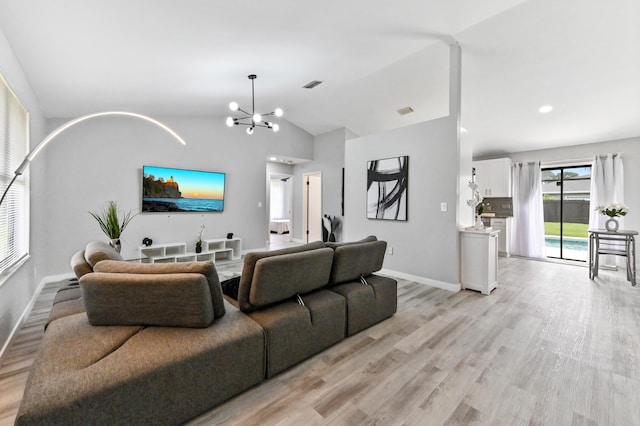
[270,179,286,220]
[511,162,545,258]
[589,153,624,230]
[588,154,624,266]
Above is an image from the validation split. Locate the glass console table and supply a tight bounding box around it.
[588,229,637,286]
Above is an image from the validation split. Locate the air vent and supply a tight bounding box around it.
[397,106,414,116]
[303,80,323,89]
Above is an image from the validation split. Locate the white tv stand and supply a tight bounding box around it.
[138,238,242,264]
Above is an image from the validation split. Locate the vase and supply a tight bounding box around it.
[195,244,202,254]
[109,238,121,253]
[475,215,484,230]
[605,217,619,232]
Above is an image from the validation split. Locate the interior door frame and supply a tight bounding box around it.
[266,172,293,246]
[303,171,322,243]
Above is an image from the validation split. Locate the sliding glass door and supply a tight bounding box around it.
[541,165,591,261]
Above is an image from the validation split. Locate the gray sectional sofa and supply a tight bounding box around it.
[16,237,397,425]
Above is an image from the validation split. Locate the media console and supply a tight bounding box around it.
[138,238,242,263]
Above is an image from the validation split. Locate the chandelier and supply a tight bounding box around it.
[226,74,283,134]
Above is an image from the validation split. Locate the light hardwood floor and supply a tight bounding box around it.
[1,257,639,425]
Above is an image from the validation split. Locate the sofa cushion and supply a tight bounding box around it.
[84,241,124,267]
[325,235,377,249]
[328,274,397,336]
[80,272,215,328]
[329,240,387,284]
[94,260,225,318]
[248,247,334,307]
[237,241,328,312]
[247,289,346,377]
[70,250,93,278]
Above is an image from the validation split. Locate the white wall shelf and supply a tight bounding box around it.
[138,238,242,263]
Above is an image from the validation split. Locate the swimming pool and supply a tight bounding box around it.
[545,236,588,251]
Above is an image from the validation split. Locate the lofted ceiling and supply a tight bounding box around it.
[0,0,638,157]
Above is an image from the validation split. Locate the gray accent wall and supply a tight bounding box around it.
[40,116,313,275]
[344,117,461,286]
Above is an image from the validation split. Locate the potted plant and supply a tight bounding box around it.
[196,224,205,253]
[89,201,138,253]
[595,203,629,232]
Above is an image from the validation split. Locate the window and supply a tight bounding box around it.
[0,72,29,277]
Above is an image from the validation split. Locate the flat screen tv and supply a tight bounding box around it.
[142,165,225,213]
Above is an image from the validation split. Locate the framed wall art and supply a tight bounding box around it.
[367,156,408,221]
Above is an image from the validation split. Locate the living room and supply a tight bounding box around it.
[1,1,639,424]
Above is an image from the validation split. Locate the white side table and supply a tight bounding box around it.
[460,229,500,295]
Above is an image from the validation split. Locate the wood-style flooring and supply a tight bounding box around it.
[1,257,639,425]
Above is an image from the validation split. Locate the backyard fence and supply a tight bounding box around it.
[543,200,590,223]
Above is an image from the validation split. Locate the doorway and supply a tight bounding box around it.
[268,173,293,248]
[303,172,322,243]
[541,165,592,261]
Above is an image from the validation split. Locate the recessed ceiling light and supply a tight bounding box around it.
[269,156,277,161]
[397,106,414,116]
[539,105,553,113]
[460,127,468,133]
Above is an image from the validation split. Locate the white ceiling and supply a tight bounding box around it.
[0,0,638,157]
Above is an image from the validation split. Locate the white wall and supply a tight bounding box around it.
[498,136,640,236]
[39,116,313,275]
[0,25,47,360]
[292,128,346,241]
[344,117,461,288]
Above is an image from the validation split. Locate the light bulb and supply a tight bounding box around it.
[229,101,239,111]
[272,123,279,132]
[226,117,234,127]
[274,108,283,117]
[253,113,262,123]
[247,127,254,135]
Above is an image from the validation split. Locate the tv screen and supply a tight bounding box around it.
[142,165,225,213]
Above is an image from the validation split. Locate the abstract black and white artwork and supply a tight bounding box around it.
[367,156,408,220]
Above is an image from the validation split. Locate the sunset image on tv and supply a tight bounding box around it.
[142,165,225,212]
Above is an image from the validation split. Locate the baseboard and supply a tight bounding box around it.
[379,268,461,293]
[0,273,74,366]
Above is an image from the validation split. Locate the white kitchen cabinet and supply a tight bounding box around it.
[460,229,499,295]
[490,217,512,257]
[473,158,512,197]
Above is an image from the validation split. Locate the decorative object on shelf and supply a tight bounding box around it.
[226,74,283,135]
[89,201,138,253]
[596,203,629,232]
[466,172,484,230]
[0,111,186,208]
[367,156,409,221]
[142,237,153,247]
[196,225,205,253]
[323,215,341,242]
[226,232,234,239]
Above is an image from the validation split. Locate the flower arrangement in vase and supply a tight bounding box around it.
[595,203,629,232]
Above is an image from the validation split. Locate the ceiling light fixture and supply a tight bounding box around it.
[539,105,553,113]
[226,74,283,134]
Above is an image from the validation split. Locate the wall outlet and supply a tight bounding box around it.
[387,247,394,255]
[441,202,447,212]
